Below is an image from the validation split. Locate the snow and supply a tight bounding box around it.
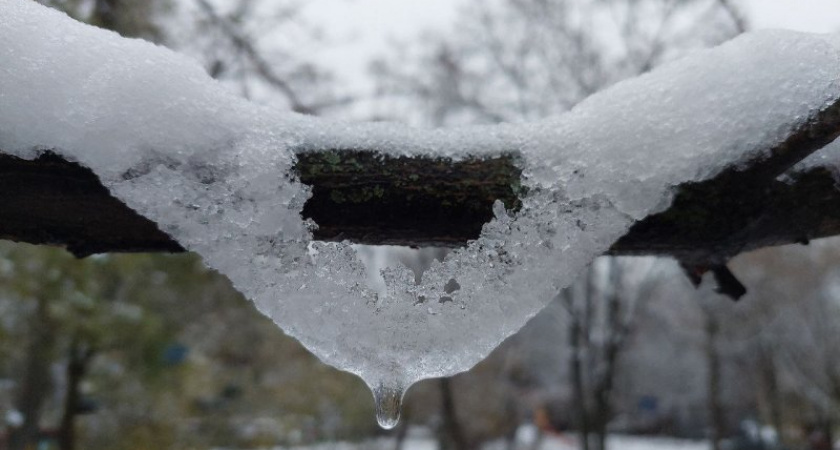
[2,0,840,428]
[252,429,708,450]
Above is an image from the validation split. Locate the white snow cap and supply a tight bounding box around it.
[2,0,839,428]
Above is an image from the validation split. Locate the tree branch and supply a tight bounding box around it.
[0,152,183,257]
[194,0,316,114]
[1,98,839,259]
[615,97,840,264]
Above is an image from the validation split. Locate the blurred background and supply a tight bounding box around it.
[6,0,840,449]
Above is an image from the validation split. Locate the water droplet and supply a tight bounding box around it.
[372,383,404,430]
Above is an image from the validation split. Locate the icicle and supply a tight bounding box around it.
[372,382,405,430]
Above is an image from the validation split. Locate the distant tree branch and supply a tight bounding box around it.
[716,0,748,35]
[194,0,316,114]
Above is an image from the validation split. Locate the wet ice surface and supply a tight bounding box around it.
[3,1,840,428]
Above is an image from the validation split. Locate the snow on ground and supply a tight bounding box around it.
[252,431,707,450]
[3,0,840,429]
[518,434,706,450]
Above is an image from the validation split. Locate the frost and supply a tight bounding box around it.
[2,0,840,429]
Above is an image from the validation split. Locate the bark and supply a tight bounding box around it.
[439,377,470,450]
[564,289,591,450]
[1,152,838,261]
[58,342,95,450]
[392,417,409,450]
[8,298,55,450]
[704,312,725,450]
[757,345,784,446]
[591,261,626,450]
[0,152,183,256]
[91,0,119,31]
[0,98,838,260]
[822,418,834,450]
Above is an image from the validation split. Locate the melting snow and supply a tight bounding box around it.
[2,0,840,428]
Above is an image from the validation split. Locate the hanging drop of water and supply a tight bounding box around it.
[372,383,405,430]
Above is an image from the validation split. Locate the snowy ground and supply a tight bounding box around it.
[531,435,707,450]
[258,428,707,450]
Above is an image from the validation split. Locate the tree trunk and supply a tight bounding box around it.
[439,377,469,450]
[591,260,626,450]
[759,347,784,446]
[393,413,409,450]
[565,288,591,450]
[8,298,55,450]
[823,418,833,450]
[91,0,119,31]
[503,394,519,450]
[58,341,94,450]
[704,312,725,450]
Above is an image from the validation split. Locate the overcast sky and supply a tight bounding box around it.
[304,0,840,93]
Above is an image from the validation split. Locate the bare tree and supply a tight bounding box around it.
[36,0,171,42]
[695,296,727,450]
[559,258,660,450]
[716,241,840,446]
[188,0,348,114]
[7,297,55,450]
[774,288,840,444]
[371,0,745,126]
[38,0,344,114]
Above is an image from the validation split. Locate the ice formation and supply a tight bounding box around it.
[3,0,840,428]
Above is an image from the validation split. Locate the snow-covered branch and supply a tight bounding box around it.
[3,100,840,261]
[4,1,840,412]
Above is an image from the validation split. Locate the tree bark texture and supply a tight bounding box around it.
[58,342,94,450]
[439,377,471,450]
[704,312,725,450]
[1,150,838,262]
[591,261,627,450]
[0,100,839,261]
[8,298,55,450]
[564,288,592,450]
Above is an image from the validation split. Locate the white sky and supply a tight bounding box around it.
[305,0,457,92]
[745,0,840,33]
[304,0,840,93]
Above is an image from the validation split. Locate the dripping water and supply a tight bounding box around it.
[372,382,405,430]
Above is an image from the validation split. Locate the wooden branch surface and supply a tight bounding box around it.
[0,152,184,256]
[1,96,840,261]
[2,109,840,263]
